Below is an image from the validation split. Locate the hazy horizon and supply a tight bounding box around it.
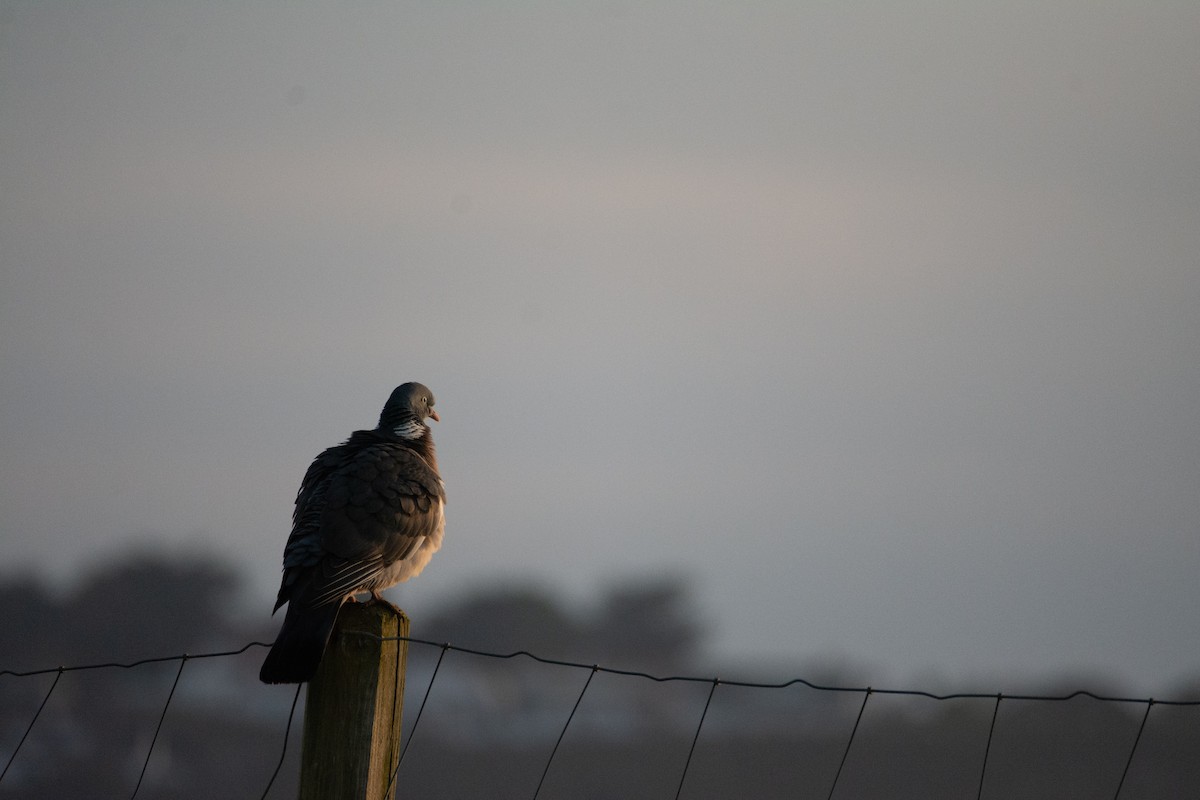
[2,2,1197,695]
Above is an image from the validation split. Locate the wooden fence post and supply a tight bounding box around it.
[298,602,409,800]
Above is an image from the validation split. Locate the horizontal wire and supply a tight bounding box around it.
[371,633,1200,708]
[2,636,1199,708]
[0,642,272,678]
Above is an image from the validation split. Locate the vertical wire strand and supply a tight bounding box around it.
[259,683,303,800]
[827,688,872,800]
[975,694,1002,800]
[674,678,719,800]
[130,655,188,799]
[386,643,450,796]
[533,666,598,799]
[1112,699,1154,800]
[4,640,1200,798]
[0,667,64,784]
[384,631,404,796]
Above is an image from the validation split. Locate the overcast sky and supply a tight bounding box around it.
[2,1,1197,694]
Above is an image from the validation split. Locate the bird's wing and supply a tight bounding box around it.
[318,442,444,560]
[272,444,351,611]
[279,440,444,611]
[281,446,350,566]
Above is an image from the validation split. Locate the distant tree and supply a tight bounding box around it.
[417,575,702,670]
[0,549,241,673]
[0,576,57,671]
[589,575,700,669]
[420,583,582,657]
[60,549,241,664]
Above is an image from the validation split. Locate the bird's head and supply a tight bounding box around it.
[379,382,439,439]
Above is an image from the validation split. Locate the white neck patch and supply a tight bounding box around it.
[392,419,425,440]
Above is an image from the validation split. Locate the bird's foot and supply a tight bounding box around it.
[366,591,402,615]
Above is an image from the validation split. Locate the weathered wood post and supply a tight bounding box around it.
[298,602,409,800]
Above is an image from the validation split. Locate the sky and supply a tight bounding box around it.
[1,1,1198,695]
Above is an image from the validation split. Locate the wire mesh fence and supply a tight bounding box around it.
[2,635,1198,799]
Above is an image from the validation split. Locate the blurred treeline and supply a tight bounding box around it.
[1,551,1198,799]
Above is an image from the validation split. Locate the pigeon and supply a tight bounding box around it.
[259,382,445,684]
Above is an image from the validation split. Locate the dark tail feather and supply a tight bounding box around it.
[259,601,342,684]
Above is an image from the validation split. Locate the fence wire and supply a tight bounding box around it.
[1,636,1197,800]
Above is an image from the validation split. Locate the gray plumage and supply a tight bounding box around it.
[259,383,445,684]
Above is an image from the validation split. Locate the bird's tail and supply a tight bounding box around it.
[259,600,342,684]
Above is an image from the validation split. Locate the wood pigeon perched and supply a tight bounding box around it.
[259,383,445,684]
